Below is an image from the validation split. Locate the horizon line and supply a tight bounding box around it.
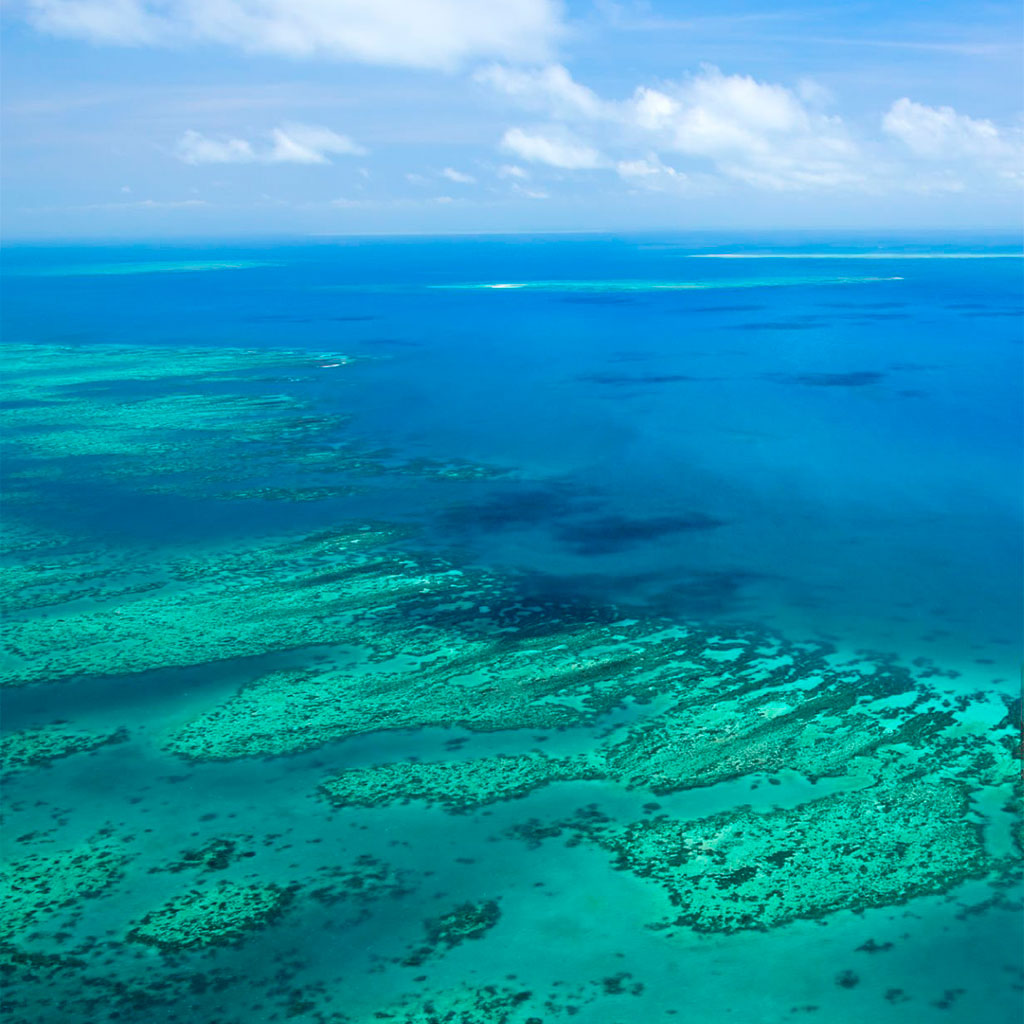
[2,226,1022,248]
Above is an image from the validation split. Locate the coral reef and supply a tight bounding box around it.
[126,880,295,952]
[1,830,130,941]
[308,855,412,907]
[402,900,502,966]
[567,777,989,932]
[1,724,128,778]
[342,983,536,1024]
[2,338,1019,1024]
[319,753,595,811]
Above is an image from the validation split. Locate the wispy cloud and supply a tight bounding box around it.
[884,98,1010,158]
[176,124,365,165]
[177,131,255,165]
[34,198,214,211]
[501,127,605,169]
[476,64,608,120]
[331,195,462,208]
[762,35,1013,57]
[441,167,476,184]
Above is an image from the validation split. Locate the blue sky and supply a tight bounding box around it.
[2,0,1021,238]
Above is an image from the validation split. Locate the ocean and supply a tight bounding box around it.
[1,234,1021,1023]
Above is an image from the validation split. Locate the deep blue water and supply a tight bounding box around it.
[4,234,1022,684]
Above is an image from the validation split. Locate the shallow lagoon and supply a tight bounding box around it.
[1,235,1021,1023]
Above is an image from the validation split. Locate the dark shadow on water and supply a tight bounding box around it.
[768,371,885,388]
[961,310,1023,318]
[557,295,636,306]
[824,301,907,309]
[650,569,777,617]
[500,563,775,624]
[608,351,655,363]
[845,313,911,321]
[555,513,728,555]
[440,484,604,534]
[730,321,823,331]
[690,304,765,313]
[792,371,884,387]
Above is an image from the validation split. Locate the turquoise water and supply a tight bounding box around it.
[1,234,1021,1023]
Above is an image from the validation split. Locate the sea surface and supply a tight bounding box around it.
[1,234,1021,1023]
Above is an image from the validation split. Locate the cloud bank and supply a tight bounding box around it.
[480,62,1023,195]
[23,0,563,69]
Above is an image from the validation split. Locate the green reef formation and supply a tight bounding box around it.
[341,983,535,1024]
[569,777,989,932]
[335,976,649,1024]
[0,341,506,509]
[402,899,502,966]
[309,854,413,907]
[1,723,128,778]
[126,881,295,952]
[160,612,698,758]
[1,830,130,942]
[149,837,249,875]
[320,753,595,812]
[1,340,1020,1024]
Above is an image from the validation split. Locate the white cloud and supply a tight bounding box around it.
[24,0,562,69]
[476,63,607,120]
[83,197,211,209]
[441,167,476,184]
[501,127,605,169]
[630,87,680,131]
[480,63,1023,196]
[883,98,1005,158]
[626,68,862,190]
[482,65,861,190]
[177,130,256,165]
[883,98,1024,187]
[615,154,694,194]
[497,163,528,178]
[268,123,365,163]
[616,158,661,178]
[177,124,364,165]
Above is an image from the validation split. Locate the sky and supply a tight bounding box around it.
[1,0,1022,238]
